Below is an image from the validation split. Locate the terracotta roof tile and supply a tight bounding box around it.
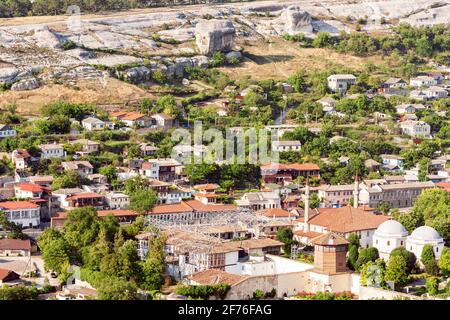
[0,239,31,250]
[309,206,390,233]
[0,201,39,210]
[15,183,45,193]
[187,269,247,286]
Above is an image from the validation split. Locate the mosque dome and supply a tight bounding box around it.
[409,226,443,241]
[375,220,408,237]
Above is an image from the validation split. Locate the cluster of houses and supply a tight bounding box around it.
[321,72,449,139]
[0,70,448,299]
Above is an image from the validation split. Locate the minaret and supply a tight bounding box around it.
[353,173,359,208]
[303,179,310,232]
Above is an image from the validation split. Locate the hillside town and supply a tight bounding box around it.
[0,0,449,302]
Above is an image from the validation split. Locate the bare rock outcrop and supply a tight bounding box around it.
[278,5,313,35]
[31,26,62,49]
[11,77,39,91]
[118,66,152,84]
[195,19,236,55]
[0,67,19,84]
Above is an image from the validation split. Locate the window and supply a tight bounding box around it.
[400,241,403,246]
[387,241,390,246]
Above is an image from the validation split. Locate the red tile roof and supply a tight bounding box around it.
[257,208,291,218]
[121,112,147,121]
[15,183,45,193]
[184,200,236,212]
[110,111,128,118]
[150,201,194,214]
[436,182,450,192]
[0,201,39,210]
[187,269,247,286]
[0,239,31,250]
[261,162,320,171]
[97,210,137,217]
[308,206,390,233]
[194,184,220,191]
[14,149,30,158]
[66,192,103,200]
[0,268,20,282]
[150,200,236,215]
[293,230,323,239]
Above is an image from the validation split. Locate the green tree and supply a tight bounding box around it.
[52,170,82,190]
[385,255,409,288]
[439,247,450,277]
[421,244,439,275]
[140,232,167,291]
[355,247,379,271]
[38,229,71,274]
[0,211,25,239]
[347,245,359,271]
[390,247,416,273]
[99,165,117,184]
[129,189,158,214]
[62,207,100,259]
[276,227,296,254]
[399,189,449,242]
[425,276,439,295]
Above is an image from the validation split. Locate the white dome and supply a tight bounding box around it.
[375,220,408,236]
[409,226,442,241]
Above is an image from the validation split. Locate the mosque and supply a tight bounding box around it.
[373,221,445,261]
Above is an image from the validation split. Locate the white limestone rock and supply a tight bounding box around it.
[31,26,62,49]
[195,19,236,55]
[0,67,19,84]
[277,6,313,35]
[118,66,151,84]
[225,51,243,61]
[191,55,210,68]
[11,77,39,91]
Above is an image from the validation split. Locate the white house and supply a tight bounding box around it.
[11,149,31,170]
[81,117,114,131]
[406,226,445,261]
[151,114,174,129]
[14,183,46,199]
[105,192,130,210]
[327,74,356,94]
[39,143,66,159]
[395,104,425,114]
[235,192,281,210]
[380,154,404,169]
[61,161,94,178]
[0,125,17,139]
[409,76,437,87]
[272,140,302,152]
[373,220,409,260]
[422,86,448,99]
[400,120,431,138]
[0,201,41,228]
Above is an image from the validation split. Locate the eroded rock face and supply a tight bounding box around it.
[280,5,313,35]
[195,19,236,55]
[118,66,151,84]
[11,77,39,91]
[225,51,242,61]
[0,67,19,84]
[31,26,62,49]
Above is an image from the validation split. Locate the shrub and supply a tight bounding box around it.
[176,284,231,300]
[253,289,264,300]
[425,277,439,295]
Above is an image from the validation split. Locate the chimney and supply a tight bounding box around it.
[304,180,310,232]
[353,174,359,208]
